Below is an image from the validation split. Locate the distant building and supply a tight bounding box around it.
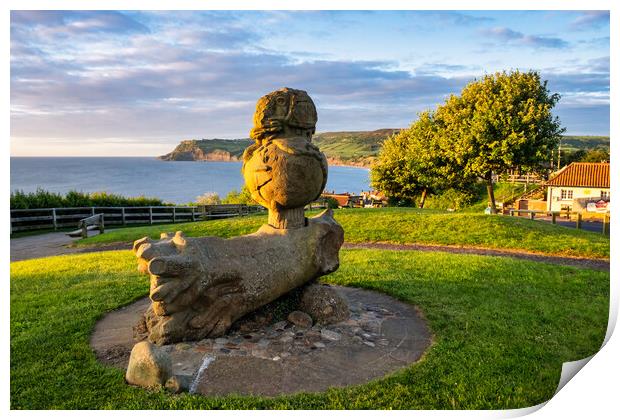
[321,191,385,208]
[545,162,610,214]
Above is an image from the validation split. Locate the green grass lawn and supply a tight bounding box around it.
[76,208,609,259]
[11,249,608,409]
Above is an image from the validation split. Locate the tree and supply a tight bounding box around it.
[371,111,477,208]
[435,70,565,213]
[195,192,221,205]
[371,112,438,207]
[582,149,610,163]
[221,185,256,205]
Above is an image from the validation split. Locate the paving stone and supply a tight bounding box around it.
[287,311,313,328]
[320,329,341,341]
[272,321,288,330]
[175,343,192,351]
[257,338,270,348]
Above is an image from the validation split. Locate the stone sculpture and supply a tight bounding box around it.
[130,88,344,346]
[243,87,328,229]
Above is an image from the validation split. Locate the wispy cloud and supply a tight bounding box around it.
[9,10,610,152]
[423,11,494,26]
[11,10,148,35]
[481,27,569,49]
[570,11,610,30]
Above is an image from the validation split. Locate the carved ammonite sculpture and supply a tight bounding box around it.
[242,88,328,229]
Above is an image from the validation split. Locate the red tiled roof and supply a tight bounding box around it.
[322,193,351,206]
[546,162,609,188]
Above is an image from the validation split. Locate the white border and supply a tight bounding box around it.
[3,1,617,419]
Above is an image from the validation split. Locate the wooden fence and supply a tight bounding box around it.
[509,209,610,234]
[10,204,265,233]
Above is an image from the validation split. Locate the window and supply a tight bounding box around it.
[561,189,573,200]
[601,190,609,200]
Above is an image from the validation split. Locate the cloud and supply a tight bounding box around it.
[11,10,149,36]
[172,28,261,49]
[587,56,610,73]
[9,10,610,149]
[481,27,569,49]
[570,11,610,30]
[422,11,494,26]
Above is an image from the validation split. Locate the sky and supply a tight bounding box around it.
[10,10,610,156]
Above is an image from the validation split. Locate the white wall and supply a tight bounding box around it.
[547,186,610,212]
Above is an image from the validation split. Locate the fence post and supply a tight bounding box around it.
[52,208,58,231]
[191,207,196,222]
[121,207,126,225]
[602,213,609,235]
[529,212,535,220]
[149,207,153,225]
[91,207,95,216]
[551,212,557,225]
[172,207,176,223]
[99,214,105,234]
[510,209,514,217]
[576,213,582,229]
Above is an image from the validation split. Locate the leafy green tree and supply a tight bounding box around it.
[221,185,256,205]
[435,70,565,213]
[195,192,221,205]
[371,112,475,208]
[581,149,610,163]
[371,116,430,206]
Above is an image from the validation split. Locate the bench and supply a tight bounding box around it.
[66,213,105,238]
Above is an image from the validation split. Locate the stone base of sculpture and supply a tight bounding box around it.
[132,209,344,345]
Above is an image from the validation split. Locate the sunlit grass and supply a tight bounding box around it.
[11,249,608,409]
[77,208,609,259]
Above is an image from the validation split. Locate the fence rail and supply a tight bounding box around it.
[10,204,265,233]
[508,209,610,234]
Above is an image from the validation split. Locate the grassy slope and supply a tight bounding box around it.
[194,139,251,156]
[77,208,610,259]
[312,129,398,162]
[158,133,608,165]
[10,250,608,409]
[561,136,610,151]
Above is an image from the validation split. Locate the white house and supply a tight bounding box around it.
[546,162,610,214]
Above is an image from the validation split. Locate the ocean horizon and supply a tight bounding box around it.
[10,157,371,204]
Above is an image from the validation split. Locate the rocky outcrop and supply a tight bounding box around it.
[158,139,249,161]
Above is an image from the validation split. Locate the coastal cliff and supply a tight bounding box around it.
[159,129,401,167]
[158,139,251,161]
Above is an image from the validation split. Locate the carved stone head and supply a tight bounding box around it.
[249,87,318,142]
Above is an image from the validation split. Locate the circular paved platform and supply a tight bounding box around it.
[91,285,432,397]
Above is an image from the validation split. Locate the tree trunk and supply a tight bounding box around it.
[419,189,427,209]
[486,172,498,214]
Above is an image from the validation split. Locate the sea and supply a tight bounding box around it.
[10,157,371,204]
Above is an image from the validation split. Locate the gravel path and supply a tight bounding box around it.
[10,231,112,262]
[10,233,609,271]
[343,242,610,271]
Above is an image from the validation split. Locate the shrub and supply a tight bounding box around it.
[195,192,221,205]
[10,189,167,209]
[221,185,256,205]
